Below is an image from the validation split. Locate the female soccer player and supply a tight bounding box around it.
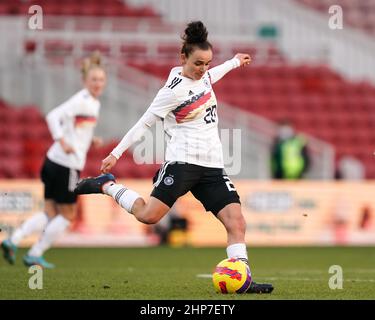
[75,21,273,293]
[1,52,106,268]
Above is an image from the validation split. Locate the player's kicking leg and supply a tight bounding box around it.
[74,173,116,194]
[74,173,170,224]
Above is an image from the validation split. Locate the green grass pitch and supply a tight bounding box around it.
[1,246,374,299]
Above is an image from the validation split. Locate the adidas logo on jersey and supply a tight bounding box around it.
[188,90,194,96]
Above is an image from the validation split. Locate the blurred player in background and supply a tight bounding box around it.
[75,21,273,293]
[1,52,106,268]
[271,119,310,180]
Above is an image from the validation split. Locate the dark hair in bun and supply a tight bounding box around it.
[181,21,212,57]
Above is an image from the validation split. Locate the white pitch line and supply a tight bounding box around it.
[197,274,213,278]
[197,274,375,282]
[343,279,375,283]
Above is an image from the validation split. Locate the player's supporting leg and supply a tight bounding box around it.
[23,204,74,269]
[217,203,248,261]
[217,203,274,294]
[11,212,50,245]
[75,174,170,224]
[1,200,57,265]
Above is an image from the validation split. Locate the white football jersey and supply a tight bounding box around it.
[110,57,240,168]
[147,59,239,168]
[46,89,100,170]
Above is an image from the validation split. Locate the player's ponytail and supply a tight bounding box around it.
[181,21,212,57]
[81,51,104,79]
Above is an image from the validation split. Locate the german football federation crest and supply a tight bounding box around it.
[164,176,174,186]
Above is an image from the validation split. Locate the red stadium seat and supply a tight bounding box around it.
[79,5,102,17]
[0,0,161,17]
[58,4,81,16]
[0,3,9,15]
[120,44,148,58]
[17,106,45,124]
[42,3,61,16]
[82,160,102,177]
[44,40,74,56]
[23,154,43,178]
[82,42,111,56]
[0,157,25,178]
[0,107,19,124]
[1,123,24,140]
[0,141,23,161]
[157,44,181,56]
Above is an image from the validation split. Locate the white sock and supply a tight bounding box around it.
[10,212,49,245]
[104,183,141,213]
[226,243,251,274]
[28,215,70,257]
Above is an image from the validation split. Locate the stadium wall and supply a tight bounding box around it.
[1,179,374,247]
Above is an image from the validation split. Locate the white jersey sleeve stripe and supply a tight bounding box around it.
[153,161,173,187]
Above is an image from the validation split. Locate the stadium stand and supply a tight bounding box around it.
[0,99,159,179]
[127,62,375,178]
[0,0,159,18]
[296,0,375,37]
[1,0,374,179]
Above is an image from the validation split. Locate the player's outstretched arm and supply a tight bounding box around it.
[102,86,177,173]
[100,111,159,173]
[234,53,251,66]
[208,53,251,84]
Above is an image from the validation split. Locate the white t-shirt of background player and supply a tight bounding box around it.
[46,89,100,171]
[149,67,224,168]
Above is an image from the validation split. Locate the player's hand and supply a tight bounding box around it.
[234,53,251,67]
[101,153,117,173]
[59,138,75,154]
[92,136,104,149]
